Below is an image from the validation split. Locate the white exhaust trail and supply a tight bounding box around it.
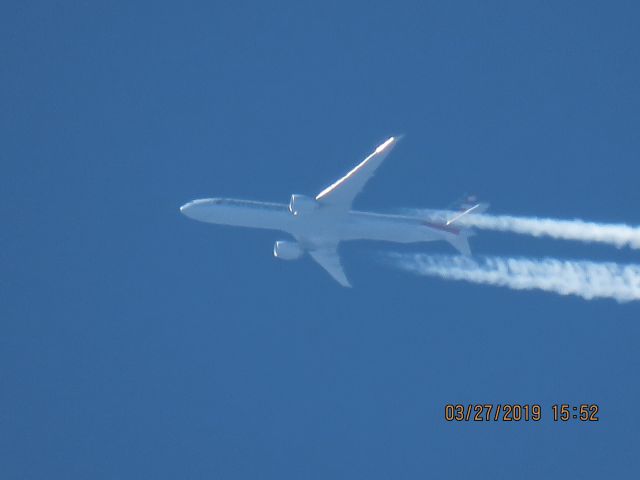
[392,254,640,302]
[454,213,640,250]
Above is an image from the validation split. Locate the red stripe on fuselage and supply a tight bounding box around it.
[421,221,460,235]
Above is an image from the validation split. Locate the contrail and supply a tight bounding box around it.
[391,253,640,302]
[410,209,640,250]
[456,213,640,249]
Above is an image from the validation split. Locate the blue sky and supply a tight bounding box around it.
[2,1,640,478]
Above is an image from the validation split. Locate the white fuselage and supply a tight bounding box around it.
[180,198,459,248]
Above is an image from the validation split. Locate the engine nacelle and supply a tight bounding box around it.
[289,194,319,216]
[273,240,304,260]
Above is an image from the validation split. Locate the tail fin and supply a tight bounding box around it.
[447,232,472,256]
[446,194,490,225]
[442,195,487,255]
[448,194,488,212]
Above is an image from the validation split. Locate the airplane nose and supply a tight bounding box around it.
[180,199,212,220]
[179,203,191,215]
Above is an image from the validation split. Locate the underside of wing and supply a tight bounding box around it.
[315,136,400,211]
[308,247,351,287]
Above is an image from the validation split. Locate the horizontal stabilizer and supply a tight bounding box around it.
[446,194,489,225]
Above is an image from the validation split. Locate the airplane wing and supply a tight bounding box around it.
[308,247,351,287]
[315,136,400,211]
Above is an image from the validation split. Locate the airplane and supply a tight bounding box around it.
[180,136,487,287]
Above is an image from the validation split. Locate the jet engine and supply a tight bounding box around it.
[289,194,319,216]
[273,240,304,260]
